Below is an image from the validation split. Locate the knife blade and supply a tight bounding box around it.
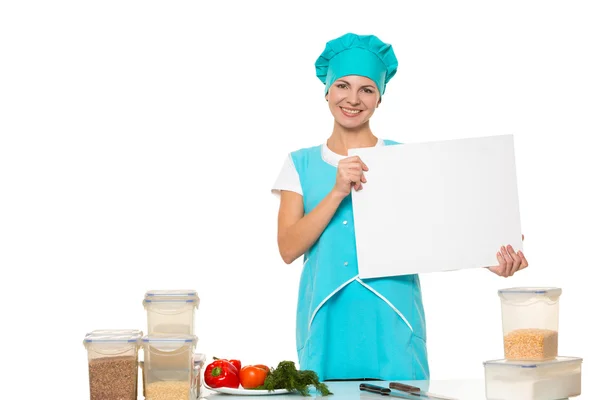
[389,382,458,400]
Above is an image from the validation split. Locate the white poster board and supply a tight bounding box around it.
[348,135,523,278]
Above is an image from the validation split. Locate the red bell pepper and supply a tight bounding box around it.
[227,359,242,372]
[204,360,240,389]
[213,357,241,373]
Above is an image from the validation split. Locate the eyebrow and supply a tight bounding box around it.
[336,79,376,89]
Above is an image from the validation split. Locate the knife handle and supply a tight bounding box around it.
[389,382,420,393]
[360,383,391,395]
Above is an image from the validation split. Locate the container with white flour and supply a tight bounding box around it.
[483,356,582,400]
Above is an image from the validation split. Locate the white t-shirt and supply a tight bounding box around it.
[271,138,385,197]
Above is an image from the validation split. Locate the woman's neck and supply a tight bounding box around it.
[327,121,378,156]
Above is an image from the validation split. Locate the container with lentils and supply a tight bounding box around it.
[83,331,142,400]
[498,287,562,361]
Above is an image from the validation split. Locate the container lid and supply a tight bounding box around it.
[145,290,198,297]
[484,356,582,368]
[87,329,143,338]
[143,290,200,307]
[83,332,141,348]
[498,287,562,302]
[142,334,198,345]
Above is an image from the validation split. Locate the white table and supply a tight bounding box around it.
[201,379,480,400]
[200,379,585,400]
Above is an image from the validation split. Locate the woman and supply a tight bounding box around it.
[271,33,528,381]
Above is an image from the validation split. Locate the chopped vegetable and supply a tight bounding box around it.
[254,361,332,396]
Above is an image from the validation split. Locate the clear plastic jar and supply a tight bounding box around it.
[83,332,141,400]
[143,290,200,335]
[142,334,198,400]
[498,287,561,360]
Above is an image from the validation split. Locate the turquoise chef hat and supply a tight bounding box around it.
[315,33,398,96]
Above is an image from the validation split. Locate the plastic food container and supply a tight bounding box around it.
[484,356,582,400]
[142,334,198,400]
[86,330,143,398]
[83,331,142,400]
[193,353,207,399]
[498,287,562,360]
[143,290,200,335]
[141,353,206,399]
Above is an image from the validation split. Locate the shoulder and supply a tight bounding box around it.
[290,144,322,158]
[383,138,403,146]
[272,144,322,197]
[289,144,323,168]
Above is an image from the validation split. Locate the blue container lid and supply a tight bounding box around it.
[83,332,141,348]
[145,290,198,297]
[498,287,562,302]
[143,290,200,307]
[86,329,143,338]
[142,334,198,344]
[484,356,582,369]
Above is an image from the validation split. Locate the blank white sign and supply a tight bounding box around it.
[348,135,523,278]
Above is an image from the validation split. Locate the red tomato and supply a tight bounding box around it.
[239,365,269,389]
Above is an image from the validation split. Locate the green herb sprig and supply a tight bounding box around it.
[254,361,332,396]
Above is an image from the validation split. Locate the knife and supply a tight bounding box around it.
[359,383,420,399]
[389,382,458,400]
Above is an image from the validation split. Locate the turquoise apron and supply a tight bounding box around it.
[290,140,429,381]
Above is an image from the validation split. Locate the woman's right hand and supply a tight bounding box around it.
[332,155,369,197]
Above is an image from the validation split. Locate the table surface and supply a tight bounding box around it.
[200,379,580,400]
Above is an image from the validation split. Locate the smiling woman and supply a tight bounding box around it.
[271,33,429,382]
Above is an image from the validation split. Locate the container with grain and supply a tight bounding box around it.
[142,333,198,400]
[483,356,582,400]
[498,287,561,361]
[143,290,200,335]
[83,331,142,400]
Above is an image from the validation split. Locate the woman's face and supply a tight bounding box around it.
[326,75,381,130]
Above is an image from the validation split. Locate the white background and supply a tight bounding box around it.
[1,0,599,398]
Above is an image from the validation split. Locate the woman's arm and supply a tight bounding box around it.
[276,155,369,264]
[277,190,345,264]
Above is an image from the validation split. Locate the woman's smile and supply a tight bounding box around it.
[340,107,362,117]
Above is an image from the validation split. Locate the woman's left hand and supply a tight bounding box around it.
[487,234,529,277]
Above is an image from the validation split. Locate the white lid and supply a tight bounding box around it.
[142,334,198,352]
[143,290,200,307]
[83,332,141,349]
[498,287,562,302]
[484,356,582,368]
[87,329,143,338]
[142,333,198,344]
[145,290,198,297]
